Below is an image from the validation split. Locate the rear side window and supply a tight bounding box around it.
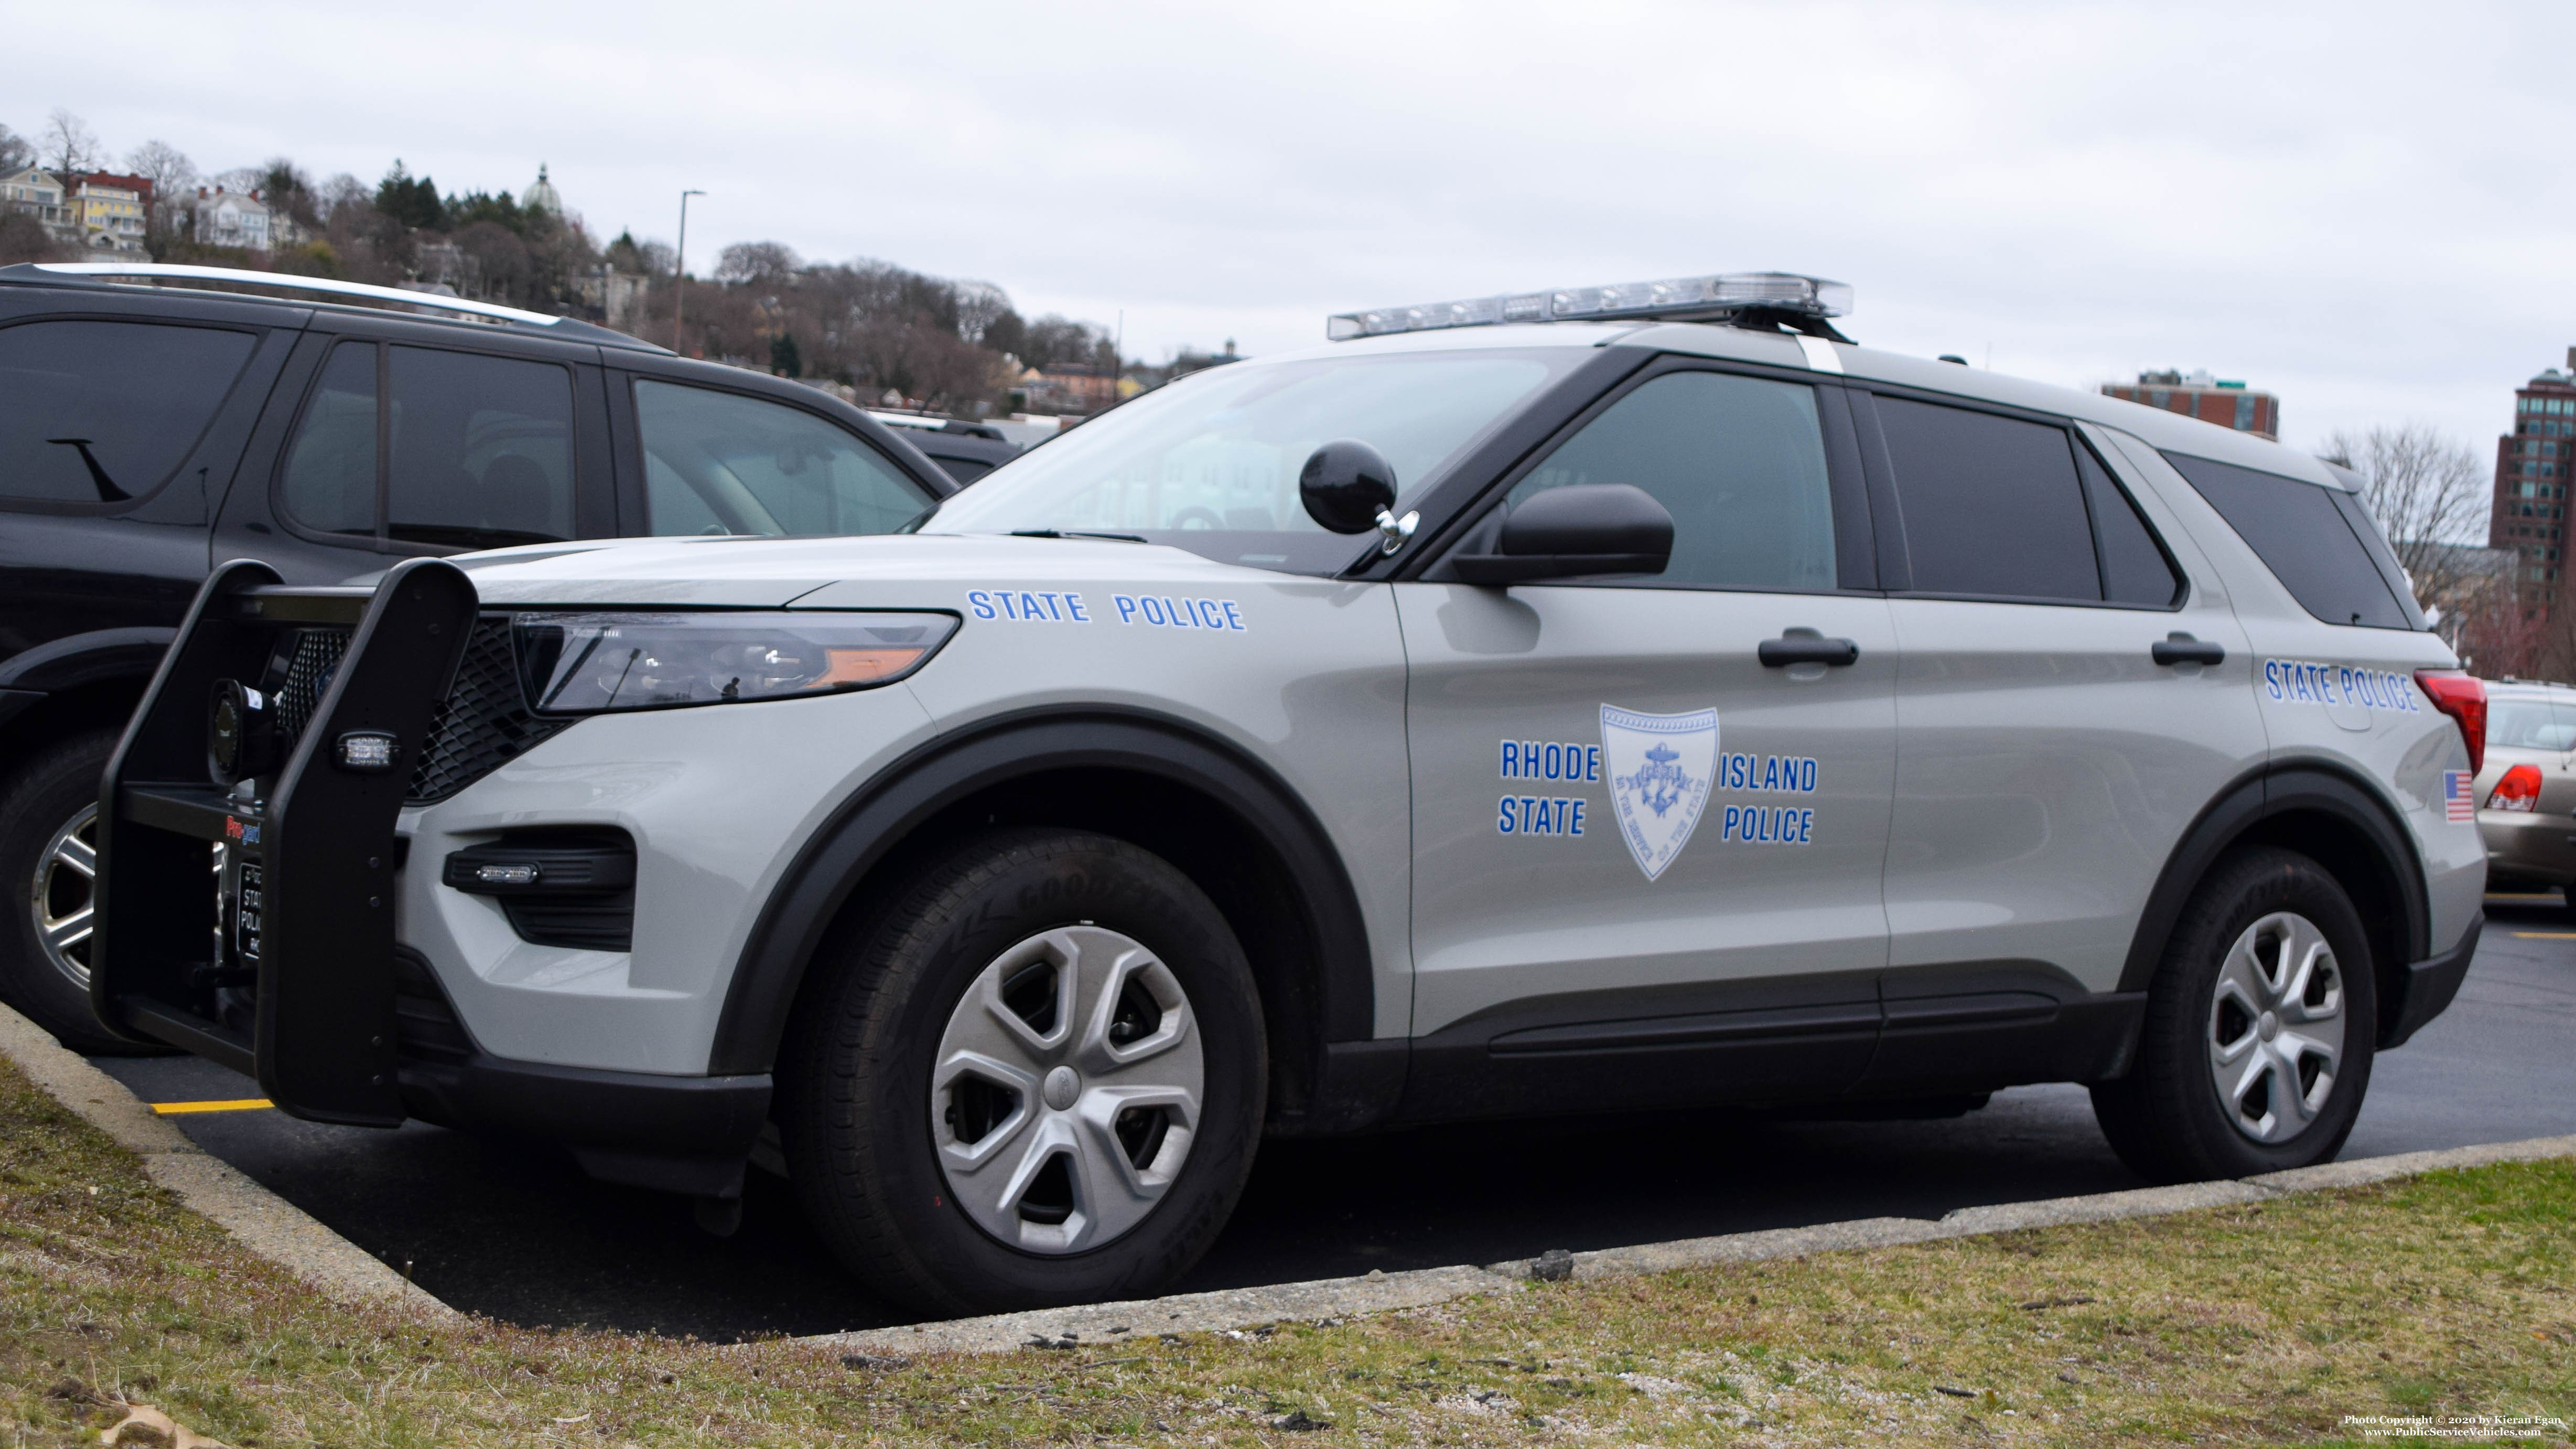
[1874,397,2099,601]
[2162,453,2411,629]
[0,319,257,506]
[1505,371,1837,591]
[386,347,576,548]
[279,342,579,549]
[636,381,930,537]
[2076,445,2183,607]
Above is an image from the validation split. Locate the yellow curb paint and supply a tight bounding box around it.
[2509,932,2576,940]
[150,1099,274,1115]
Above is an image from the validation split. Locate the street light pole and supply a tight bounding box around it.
[672,188,706,354]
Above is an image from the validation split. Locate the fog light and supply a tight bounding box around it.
[336,731,400,773]
[473,862,543,886]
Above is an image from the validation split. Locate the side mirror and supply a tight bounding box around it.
[1299,439,1397,534]
[1451,484,1673,585]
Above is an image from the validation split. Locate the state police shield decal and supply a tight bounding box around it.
[1600,705,1719,881]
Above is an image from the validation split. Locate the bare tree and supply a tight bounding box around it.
[316,172,371,222]
[42,109,100,182]
[2320,424,2493,624]
[0,123,33,175]
[124,140,196,235]
[715,240,800,286]
[953,281,1012,344]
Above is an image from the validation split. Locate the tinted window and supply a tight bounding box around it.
[1877,397,2098,601]
[2076,444,2182,607]
[0,320,256,505]
[386,347,575,548]
[2488,697,2576,752]
[637,382,930,537]
[1506,371,1836,590]
[2162,453,2411,629]
[278,341,378,536]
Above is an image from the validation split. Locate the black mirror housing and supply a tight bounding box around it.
[1451,484,1674,585]
[1299,439,1398,535]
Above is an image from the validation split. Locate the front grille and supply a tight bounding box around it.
[274,630,346,743]
[409,618,568,803]
[268,619,567,805]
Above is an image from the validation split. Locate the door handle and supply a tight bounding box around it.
[2151,632,2226,667]
[1758,635,1861,668]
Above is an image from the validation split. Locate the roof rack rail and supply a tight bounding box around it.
[8,262,669,352]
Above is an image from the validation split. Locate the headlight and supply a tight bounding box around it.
[514,611,959,715]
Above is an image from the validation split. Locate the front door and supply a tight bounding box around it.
[1399,365,1897,1114]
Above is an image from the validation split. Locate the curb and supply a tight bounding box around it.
[804,1131,2576,1358]
[0,1001,461,1323]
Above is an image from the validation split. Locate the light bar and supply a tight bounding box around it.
[1327,271,1851,341]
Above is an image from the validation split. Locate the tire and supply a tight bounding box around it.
[782,828,1267,1316]
[0,729,159,1054]
[2092,846,2376,1182]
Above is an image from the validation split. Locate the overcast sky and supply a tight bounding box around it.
[13,0,2568,456]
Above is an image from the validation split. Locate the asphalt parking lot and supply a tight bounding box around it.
[85,896,2576,1342]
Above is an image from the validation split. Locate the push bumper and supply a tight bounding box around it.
[93,559,767,1196]
[2381,917,2480,1050]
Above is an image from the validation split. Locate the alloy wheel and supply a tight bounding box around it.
[30,802,98,993]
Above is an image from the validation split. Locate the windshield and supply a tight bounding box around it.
[921,350,1575,572]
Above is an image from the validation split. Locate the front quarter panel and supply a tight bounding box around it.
[795,543,1413,1039]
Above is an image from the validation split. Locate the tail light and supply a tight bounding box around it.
[2416,670,2488,773]
[2490,763,2544,813]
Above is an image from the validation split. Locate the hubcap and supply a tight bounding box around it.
[2207,911,2346,1143]
[930,925,1202,1255]
[30,802,99,992]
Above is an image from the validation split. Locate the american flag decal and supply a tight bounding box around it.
[2444,771,2476,822]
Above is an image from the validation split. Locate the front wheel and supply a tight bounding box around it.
[782,828,1266,1316]
[2092,846,2376,1181]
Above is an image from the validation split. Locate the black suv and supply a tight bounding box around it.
[0,262,962,1051]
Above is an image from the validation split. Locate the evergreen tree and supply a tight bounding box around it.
[770,332,803,379]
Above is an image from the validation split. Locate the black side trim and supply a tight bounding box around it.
[397,1054,770,1199]
[2383,917,2480,1050]
[1399,972,1883,1123]
[710,709,1376,1079]
[2119,763,2431,994]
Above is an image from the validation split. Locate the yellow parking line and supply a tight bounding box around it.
[2487,892,2565,902]
[2510,932,2576,940]
[149,1099,273,1115]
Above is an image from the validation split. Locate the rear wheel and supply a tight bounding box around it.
[782,828,1265,1315]
[0,729,159,1054]
[2092,847,2375,1181]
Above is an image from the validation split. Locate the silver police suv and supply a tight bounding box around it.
[94,272,2484,1315]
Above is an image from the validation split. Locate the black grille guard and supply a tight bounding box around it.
[93,558,479,1125]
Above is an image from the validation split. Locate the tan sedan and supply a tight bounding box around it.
[2476,682,2576,896]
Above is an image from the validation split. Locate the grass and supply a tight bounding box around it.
[2,1051,2571,1447]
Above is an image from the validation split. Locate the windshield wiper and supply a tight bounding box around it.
[1008,529,1148,543]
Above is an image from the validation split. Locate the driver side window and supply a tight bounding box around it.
[1503,370,1838,591]
[634,381,930,537]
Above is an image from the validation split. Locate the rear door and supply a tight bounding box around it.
[604,366,950,539]
[1853,391,2265,1071]
[219,325,614,585]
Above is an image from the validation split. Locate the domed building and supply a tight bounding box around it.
[520,164,562,215]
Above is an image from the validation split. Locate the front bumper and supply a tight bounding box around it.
[2477,808,2576,889]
